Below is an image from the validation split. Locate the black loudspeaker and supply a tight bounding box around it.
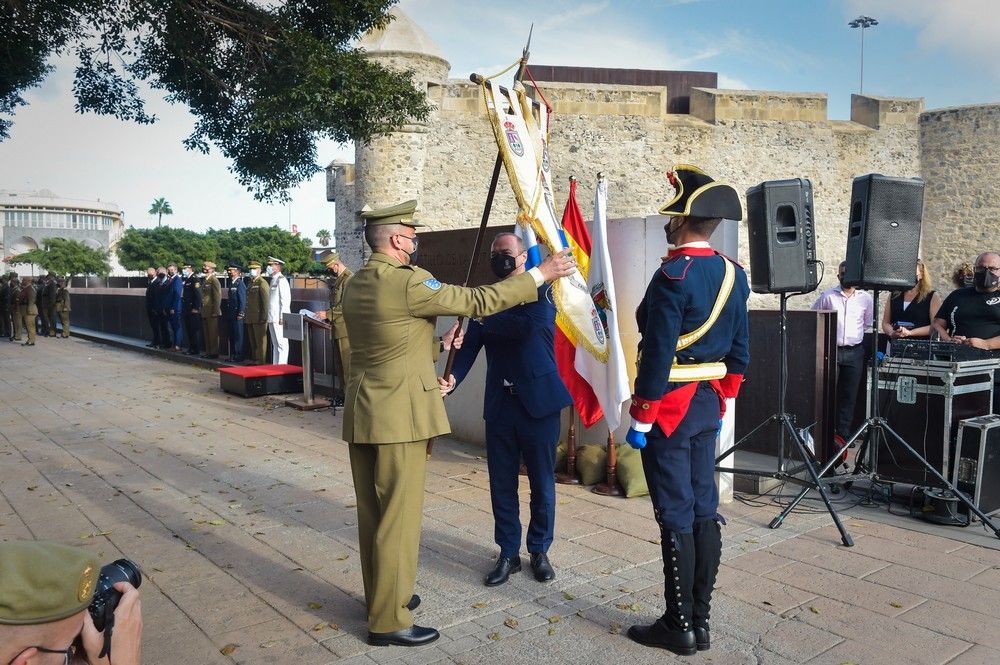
[746,178,818,294]
[843,174,924,290]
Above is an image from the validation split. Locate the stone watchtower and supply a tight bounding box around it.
[327,9,450,262]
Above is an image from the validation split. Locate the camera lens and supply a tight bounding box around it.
[102,559,143,590]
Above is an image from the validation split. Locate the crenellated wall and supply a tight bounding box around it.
[328,33,945,310]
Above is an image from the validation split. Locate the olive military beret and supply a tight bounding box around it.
[0,542,99,625]
[360,199,423,227]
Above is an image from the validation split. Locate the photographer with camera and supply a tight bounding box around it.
[0,542,143,665]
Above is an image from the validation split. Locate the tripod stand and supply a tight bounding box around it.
[716,293,855,547]
[775,291,1000,539]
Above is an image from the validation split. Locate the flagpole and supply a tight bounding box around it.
[427,29,533,459]
[593,428,623,496]
[556,406,581,485]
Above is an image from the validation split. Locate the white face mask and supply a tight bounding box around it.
[266,265,274,276]
[250,268,260,278]
[182,270,191,278]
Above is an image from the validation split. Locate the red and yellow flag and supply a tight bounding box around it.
[555,179,602,427]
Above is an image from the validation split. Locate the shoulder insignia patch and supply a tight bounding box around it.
[422,278,442,291]
[195,283,201,289]
[660,256,694,281]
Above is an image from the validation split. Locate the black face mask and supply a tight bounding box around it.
[665,218,688,246]
[490,253,518,278]
[974,269,1000,291]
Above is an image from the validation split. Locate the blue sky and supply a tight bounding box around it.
[1,0,997,241]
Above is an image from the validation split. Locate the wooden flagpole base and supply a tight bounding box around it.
[556,412,580,484]
[592,432,624,497]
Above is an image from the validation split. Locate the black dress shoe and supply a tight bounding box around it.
[367,625,439,647]
[694,626,710,651]
[627,620,696,656]
[530,552,555,582]
[406,594,420,611]
[485,555,521,586]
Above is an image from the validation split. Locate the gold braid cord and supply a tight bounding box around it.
[482,79,609,363]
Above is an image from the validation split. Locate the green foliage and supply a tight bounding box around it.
[1,1,429,201]
[8,237,112,276]
[316,229,332,246]
[207,226,314,273]
[148,197,173,226]
[115,226,219,270]
[304,260,327,276]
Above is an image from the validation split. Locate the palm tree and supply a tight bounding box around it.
[149,197,173,227]
[316,229,331,247]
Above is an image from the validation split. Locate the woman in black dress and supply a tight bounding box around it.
[881,259,942,344]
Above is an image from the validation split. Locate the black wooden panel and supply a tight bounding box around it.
[735,310,838,461]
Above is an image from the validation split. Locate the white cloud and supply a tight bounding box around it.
[845,0,1000,79]
[718,74,751,90]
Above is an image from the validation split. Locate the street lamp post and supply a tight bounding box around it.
[849,15,878,94]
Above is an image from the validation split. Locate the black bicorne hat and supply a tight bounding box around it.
[658,164,743,220]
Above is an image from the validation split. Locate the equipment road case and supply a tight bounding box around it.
[953,414,1000,515]
[871,358,997,485]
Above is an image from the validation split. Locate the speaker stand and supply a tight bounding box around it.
[775,290,1000,540]
[716,292,854,546]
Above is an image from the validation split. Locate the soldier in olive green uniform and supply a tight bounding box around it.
[54,279,71,337]
[200,261,223,358]
[318,249,353,405]
[343,200,575,647]
[245,260,270,364]
[16,278,37,346]
[0,541,143,664]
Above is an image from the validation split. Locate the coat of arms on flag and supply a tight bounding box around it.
[481,79,609,364]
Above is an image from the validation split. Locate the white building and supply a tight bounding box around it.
[0,190,125,275]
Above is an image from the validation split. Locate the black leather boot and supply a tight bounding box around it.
[628,531,696,656]
[692,518,723,651]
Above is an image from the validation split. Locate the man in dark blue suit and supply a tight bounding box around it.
[153,267,173,349]
[447,232,572,587]
[225,263,247,362]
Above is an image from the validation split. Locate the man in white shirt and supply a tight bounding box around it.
[811,261,874,456]
[267,256,292,364]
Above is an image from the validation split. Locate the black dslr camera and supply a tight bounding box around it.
[89,559,142,632]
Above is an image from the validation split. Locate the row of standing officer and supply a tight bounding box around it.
[0,272,71,344]
[147,261,272,364]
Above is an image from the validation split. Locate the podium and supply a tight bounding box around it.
[283,312,332,411]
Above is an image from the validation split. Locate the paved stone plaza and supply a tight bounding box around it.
[3,337,1000,664]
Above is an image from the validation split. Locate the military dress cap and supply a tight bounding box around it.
[0,542,99,625]
[658,164,743,220]
[318,250,340,267]
[267,256,285,266]
[360,199,423,227]
[203,261,217,269]
[248,260,262,269]
[226,263,243,272]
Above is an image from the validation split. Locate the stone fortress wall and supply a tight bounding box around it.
[328,10,998,308]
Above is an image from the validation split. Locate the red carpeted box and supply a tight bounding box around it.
[219,364,303,397]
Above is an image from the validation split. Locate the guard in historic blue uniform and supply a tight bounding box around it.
[625,164,750,656]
